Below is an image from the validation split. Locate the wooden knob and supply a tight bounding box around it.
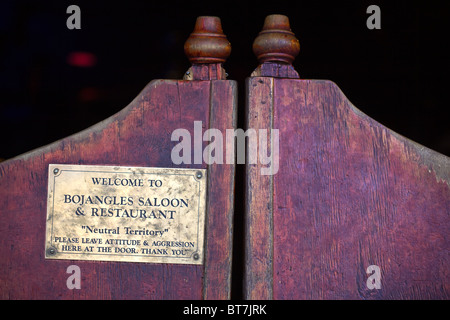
[184,16,231,64]
[253,14,300,65]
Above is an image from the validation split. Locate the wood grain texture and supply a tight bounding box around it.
[0,79,236,300]
[245,77,449,299]
[244,77,274,300]
[250,62,299,79]
[203,80,237,299]
[184,63,227,81]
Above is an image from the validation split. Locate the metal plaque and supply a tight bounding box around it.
[45,164,207,265]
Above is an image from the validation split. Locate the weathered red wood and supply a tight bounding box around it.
[0,79,236,299]
[203,80,237,299]
[184,16,231,65]
[252,14,300,65]
[184,63,227,81]
[184,16,231,81]
[244,77,450,299]
[244,77,274,300]
[250,62,299,79]
[251,14,300,79]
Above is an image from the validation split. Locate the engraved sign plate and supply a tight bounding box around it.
[45,164,207,265]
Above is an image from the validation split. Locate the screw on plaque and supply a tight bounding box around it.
[193,253,200,260]
[47,247,57,256]
[196,171,203,179]
[53,168,59,175]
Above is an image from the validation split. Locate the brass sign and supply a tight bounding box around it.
[45,164,207,265]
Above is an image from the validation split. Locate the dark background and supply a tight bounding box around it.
[0,0,449,161]
[1,0,449,299]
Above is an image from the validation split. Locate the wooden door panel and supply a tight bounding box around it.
[245,77,449,299]
[0,78,237,299]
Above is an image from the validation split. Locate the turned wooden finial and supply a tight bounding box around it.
[251,14,300,78]
[184,16,231,80]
